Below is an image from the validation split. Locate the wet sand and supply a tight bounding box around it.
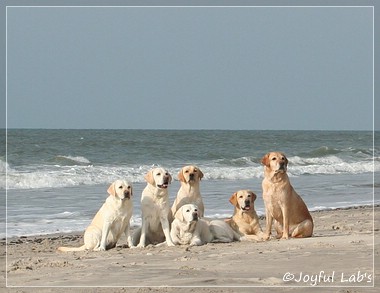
[1,206,379,293]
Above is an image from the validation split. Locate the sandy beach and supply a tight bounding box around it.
[1,205,379,293]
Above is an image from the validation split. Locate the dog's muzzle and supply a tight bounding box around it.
[275,163,287,173]
[279,162,287,170]
[241,200,251,211]
[157,176,170,189]
[122,191,131,199]
[192,212,199,221]
[157,182,169,189]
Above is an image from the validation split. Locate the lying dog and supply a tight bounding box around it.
[133,167,175,247]
[58,180,133,252]
[261,152,314,239]
[171,165,205,219]
[227,190,264,241]
[170,204,239,245]
[170,204,213,246]
[209,219,241,243]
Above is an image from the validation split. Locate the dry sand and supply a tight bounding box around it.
[1,206,379,293]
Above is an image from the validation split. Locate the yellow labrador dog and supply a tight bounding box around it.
[261,152,313,240]
[171,165,204,219]
[57,180,133,252]
[227,190,264,241]
[170,204,213,246]
[133,167,175,247]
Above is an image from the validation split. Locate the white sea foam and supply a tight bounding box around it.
[0,160,10,173]
[2,157,379,190]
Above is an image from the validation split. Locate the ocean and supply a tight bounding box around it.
[1,129,379,238]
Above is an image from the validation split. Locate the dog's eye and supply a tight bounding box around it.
[239,195,243,199]
[118,186,123,189]
[186,210,190,213]
[185,170,189,173]
[272,157,276,160]
[247,194,251,197]
[157,173,161,176]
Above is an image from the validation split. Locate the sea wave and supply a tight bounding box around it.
[2,156,379,190]
[300,146,375,158]
[0,160,9,173]
[54,155,92,165]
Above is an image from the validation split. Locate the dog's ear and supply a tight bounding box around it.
[107,182,116,196]
[261,153,270,167]
[144,170,155,185]
[250,191,257,202]
[178,168,186,182]
[229,192,238,206]
[168,173,173,184]
[175,207,184,222]
[197,167,204,180]
[281,153,289,166]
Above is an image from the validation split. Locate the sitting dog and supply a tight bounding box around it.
[227,190,264,241]
[170,204,213,246]
[171,165,205,220]
[133,167,175,247]
[58,180,133,251]
[261,152,314,239]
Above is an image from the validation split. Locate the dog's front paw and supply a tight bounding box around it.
[190,239,202,246]
[263,233,271,241]
[239,236,247,241]
[94,246,106,251]
[256,232,265,241]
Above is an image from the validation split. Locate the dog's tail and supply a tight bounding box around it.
[57,245,87,252]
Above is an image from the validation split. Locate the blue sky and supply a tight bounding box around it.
[4,5,375,130]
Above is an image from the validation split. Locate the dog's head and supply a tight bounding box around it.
[261,152,288,174]
[175,204,199,223]
[144,167,172,189]
[178,165,204,184]
[107,180,133,200]
[229,190,257,212]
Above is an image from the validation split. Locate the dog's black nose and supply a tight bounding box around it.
[244,200,250,206]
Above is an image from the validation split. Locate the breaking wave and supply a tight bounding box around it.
[2,154,379,190]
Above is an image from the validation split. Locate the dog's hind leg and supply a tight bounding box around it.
[291,219,313,238]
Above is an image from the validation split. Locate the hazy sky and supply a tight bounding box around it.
[5,5,374,130]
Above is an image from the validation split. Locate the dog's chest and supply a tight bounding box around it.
[177,222,197,244]
[104,202,132,224]
[263,180,288,202]
[234,214,259,233]
[179,230,194,244]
